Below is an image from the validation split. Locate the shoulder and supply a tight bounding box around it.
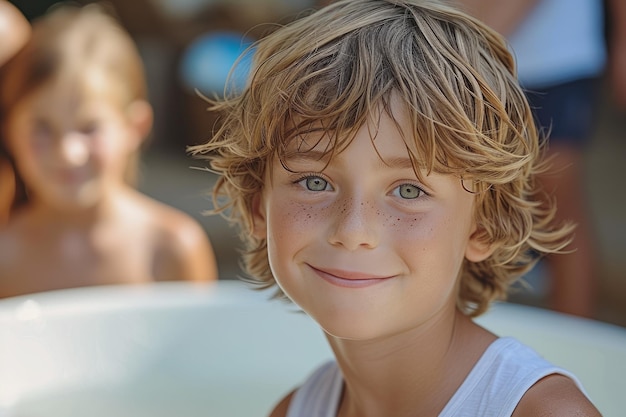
[151,201,210,251]
[0,210,34,266]
[0,212,44,296]
[513,374,601,417]
[132,194,218,281]
[267,390,296,417]
[0,226,18,269]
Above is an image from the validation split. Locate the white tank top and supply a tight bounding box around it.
[285,337,587,417]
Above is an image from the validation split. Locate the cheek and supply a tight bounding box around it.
[380,209,429,233]
[11,139,49,179]
[89,129,133,169]
[265,198,334,282]
[387,209,469,265]
[267,199,330,242]
[91,132,118,158]
[390,215,438,262]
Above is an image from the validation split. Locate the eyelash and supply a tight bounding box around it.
[292,173,429,200]
[292,173,332,191]
[393,183,428,200]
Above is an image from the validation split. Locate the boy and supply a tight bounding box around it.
[192,0,600,415]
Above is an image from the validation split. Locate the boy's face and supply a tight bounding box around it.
[4,68,143,210]
[253,101,493,341]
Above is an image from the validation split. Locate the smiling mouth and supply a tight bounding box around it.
[308,265,395,288]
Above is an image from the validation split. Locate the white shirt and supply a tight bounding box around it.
[285,337,587,417]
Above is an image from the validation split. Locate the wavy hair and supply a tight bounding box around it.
[191,0,573,316]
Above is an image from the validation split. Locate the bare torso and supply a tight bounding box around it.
[0,189,217,298]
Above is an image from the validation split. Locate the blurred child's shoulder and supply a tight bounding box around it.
[0,218,23,270]
[130,191,209,249]
[0,206,40,254]
[129,191,217,281]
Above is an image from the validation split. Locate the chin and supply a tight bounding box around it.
[46,192,101,212]
[59,183,102,207]
[309,309,389,342]
[321,323,391,343]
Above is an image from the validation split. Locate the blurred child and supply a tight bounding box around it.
[0,0,31,225]
[193,0,600,415]
[0,4,218,298]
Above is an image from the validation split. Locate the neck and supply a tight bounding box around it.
[27,185,132,229]
[328,309,495,417]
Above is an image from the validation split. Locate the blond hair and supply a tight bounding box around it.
[192,0,572,316]
[0,3,147,108]
[0,3,148,211]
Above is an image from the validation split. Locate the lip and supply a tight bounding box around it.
[308,265,395,288]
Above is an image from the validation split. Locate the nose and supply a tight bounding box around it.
[58,133,89,166]
[327,194,379,250]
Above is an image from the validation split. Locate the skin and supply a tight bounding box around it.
[255,109,492,343]
[0,0,30,225]
[0,0,30,66]
[258,101,598,417]
[0,67,217,298]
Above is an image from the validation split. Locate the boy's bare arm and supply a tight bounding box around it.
[513,374,601,417]
[267,391,295,417]
[455,0,541,36]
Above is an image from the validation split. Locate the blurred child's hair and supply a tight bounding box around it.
[191,0,573,316]
[0,2,148,213]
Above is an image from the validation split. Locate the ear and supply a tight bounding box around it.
[465,224,496,263]
[126,100,153,149]
[251,192,267,240]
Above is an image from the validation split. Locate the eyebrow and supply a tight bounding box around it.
[378,156,419,170]
[283,151,422,171]
[282,150,330,164]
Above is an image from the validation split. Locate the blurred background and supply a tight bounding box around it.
[7,0,626,328]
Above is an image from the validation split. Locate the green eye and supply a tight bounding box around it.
[305,176,329,191]
[397,184,422,199]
